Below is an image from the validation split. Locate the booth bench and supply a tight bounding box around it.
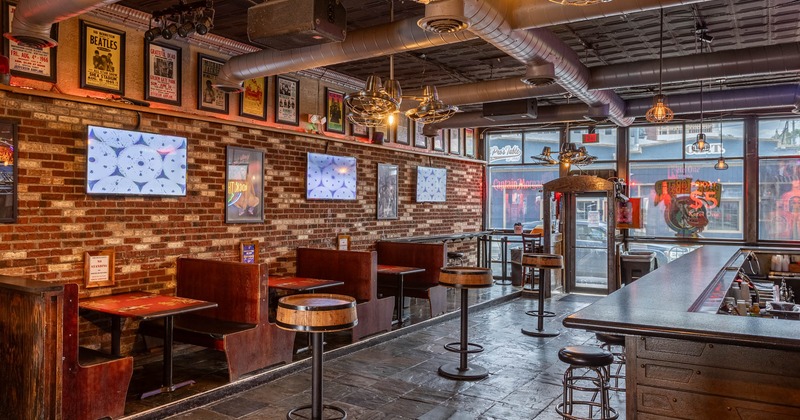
[376,241,448,319]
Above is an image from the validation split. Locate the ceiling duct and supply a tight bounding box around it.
[482,98,537,121]
[247,0,346,50]
[5,0,120,48]
[401,78,566,111]
[625,84,800,116]
[521,63,556,86]
[418,0,469,33]
[425,103,590,133]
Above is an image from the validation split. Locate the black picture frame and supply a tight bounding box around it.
[377,163,398,220]
[413,121,427,149]
[449,128,461,155]
[3,1,57,83]
[464,128,476,158]
[239,77,268,121]
[324,87,345,134]
[275,75,300,126]
[225,146,265,223]
[144,40,181,106]
[395,117,410,145]
[351,122,369,139]
[432,130,445,152]
[0,120,17,223]
[79,20,125,95]
[197,53,228,114]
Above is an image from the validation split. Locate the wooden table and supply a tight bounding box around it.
[269,276,344,292]
[377,264,425,326]
[79,291,217,399]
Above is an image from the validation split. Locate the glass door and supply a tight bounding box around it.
[570,192,610,293]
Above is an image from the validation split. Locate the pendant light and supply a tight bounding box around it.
[645,9,674,124]
[691,79,710,153]
[714,83,728,170]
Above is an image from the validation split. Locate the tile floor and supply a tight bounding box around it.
[126,290,627,419]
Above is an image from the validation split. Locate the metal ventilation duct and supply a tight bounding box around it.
[417,0,470,33]
[401,78,566,110]
[521,63,556,86]
[5,0,120,48]
[424,103,591,133]
[625,84,800,116]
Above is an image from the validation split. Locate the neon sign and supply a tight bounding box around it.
[491,179,543,191]
[654,178,722,237]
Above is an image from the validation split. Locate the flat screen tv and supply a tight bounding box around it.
[86,125,187,196]
[306,152,357,200]
[416,166,447,203]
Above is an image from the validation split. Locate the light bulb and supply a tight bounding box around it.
[387,113,395,126]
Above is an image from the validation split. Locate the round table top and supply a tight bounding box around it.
[439,266,493,288]
[521,253,563,269]
[276,293,358,332]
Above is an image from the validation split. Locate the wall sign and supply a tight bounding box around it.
[80,20,125,94]
[3,1,58,82]
[654,178,721,237]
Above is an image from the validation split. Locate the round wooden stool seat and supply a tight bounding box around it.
[447,251,465,259]
[521,253,563,269]
[276,293,358,333]
[558,345,614,368]
[439,267,493,288]
[595,333,625,346]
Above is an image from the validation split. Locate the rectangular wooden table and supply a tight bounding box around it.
[79,291,217,399]
[377,264,425,326]
[268,276,344,292]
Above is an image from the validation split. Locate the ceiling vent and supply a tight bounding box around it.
[482,99,538,121]
[247,0,346,50]
[583,104,610,122]
[521,63,556,86]
[417,0,469,34]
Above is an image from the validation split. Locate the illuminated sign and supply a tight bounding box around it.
[489,144,522,163]
[491,179,543,191]
[654,178,722,237]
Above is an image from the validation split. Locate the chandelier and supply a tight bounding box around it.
[404,85,458,125]
[144,0,215,42]
[646,9,674,124]
[532,143,596,167]
[345,75,401,127]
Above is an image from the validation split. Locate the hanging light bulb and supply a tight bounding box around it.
[714,156,729,170]
[645,9,674,124]
[714,112,728,170]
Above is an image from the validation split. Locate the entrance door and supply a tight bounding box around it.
[568,192,610,294]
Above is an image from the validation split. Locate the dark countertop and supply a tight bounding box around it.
[563,245,800,351]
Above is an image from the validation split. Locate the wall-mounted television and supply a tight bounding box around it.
[86,125,187,196]
[306,152,357,200]
[416,166,447,202]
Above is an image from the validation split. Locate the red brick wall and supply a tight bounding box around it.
[0,90,484,351]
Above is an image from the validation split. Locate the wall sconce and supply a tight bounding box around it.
[144,0,215,42]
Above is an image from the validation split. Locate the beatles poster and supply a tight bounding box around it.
[197,53,228,114]
[4,2,57,82]
[144,41,181,105]
[80,21,125,94]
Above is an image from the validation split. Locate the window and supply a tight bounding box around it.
[758,117,800,241]
[523,129,560,164]
[568,127,618,161]
[486,166,558,229]
[487,132,522,164]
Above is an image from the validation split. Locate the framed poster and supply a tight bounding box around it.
[351,122,369,139]
[240,240,259,264]
[0,121,17,223]
[239,77,268,120]
[395,117,410,145]
[325,87,345,134]
[197,53,228,114]
[432,131,445,152]
[225,146,264,223]
[144,41,181,106]
[80,20,125,94]
[276,75,299,125]
[306,152,357,200]
[464,128,475,158]
[84,248,115,288]
[337,234,351,251]
[449,128,461,155]
[3,1,57,82]
[416,166,447,203]
[377,163,398,220]
[414,121,427,149]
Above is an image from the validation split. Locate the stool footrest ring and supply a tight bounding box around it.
[525,309,556,318]
[444,341,484,354]
[555,401,618,420]
[287,404,347,420]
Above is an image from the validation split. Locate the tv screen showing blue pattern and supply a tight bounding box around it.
[306,152,357,200]
[86,125,187,196]
[416,166,447,202]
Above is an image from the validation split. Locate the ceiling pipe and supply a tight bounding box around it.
[424,103,590,133]
[455,0,635,127]
[5,0,120,48]
[591,43,800,90]
[625,84,800,117]
[401,78,567,111]
[214,17,477,92]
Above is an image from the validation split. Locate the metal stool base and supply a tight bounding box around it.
[438,362,488,381]
[494,279,512,285]
[555,401,618,420]
[525,309,556,318]
[287,404,347,420]
[521,327,560,337]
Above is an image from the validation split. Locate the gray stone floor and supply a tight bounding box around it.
[163,293,627,420]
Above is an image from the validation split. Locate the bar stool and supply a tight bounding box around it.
[595,333,626,392]
[276,294,357,420]
[447,251,465,266]
[556,345,618,420]
[521,253,562,338]
[438,266,493,380]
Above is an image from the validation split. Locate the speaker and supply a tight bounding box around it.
[248,0,347,50]
[482,99,537,121]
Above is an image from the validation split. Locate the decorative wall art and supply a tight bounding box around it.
[0,120,16,223]
[240,240,259,263]
[432,131,445,152]
[144,41,181,106]
[85,125,187,196]
[325,88,345,134]
[197,53,228,114]
[225,146,264,223]
[449,128,461,155]
[377,163,398,220]
[414,120,427,149]
[239,77,268,120]
[464,128,475,158]
[3,1,57,82]
[306,152,357,200]
[276,75,299,125]
[351,122,369,139]
[80,20,125,94]
[416,166,447,203]
[395,117,410,145]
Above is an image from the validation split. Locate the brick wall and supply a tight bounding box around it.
[0,89,484,351]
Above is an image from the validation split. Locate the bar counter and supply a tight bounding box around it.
[564,245,800,418]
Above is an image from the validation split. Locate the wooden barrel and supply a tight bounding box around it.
[439,266,493,288]
[276,293,358,332]
[521,253,563,269]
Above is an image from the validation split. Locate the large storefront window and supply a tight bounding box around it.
[628,121,744,240]
[569,127,618,161]
[758,118,800,241]
[487,166,558,229]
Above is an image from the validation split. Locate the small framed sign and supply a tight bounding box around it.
[84,248,115,288]
[144,41,181,106]
[80,20,125,94]
[464,128,475,158]
[239,77,268,120]
[197,53,228,114]
[240,240,259,264]
[325,87,345,134]
[276,75,299,125]
[3,1,58,82]
[336,234,351,251]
